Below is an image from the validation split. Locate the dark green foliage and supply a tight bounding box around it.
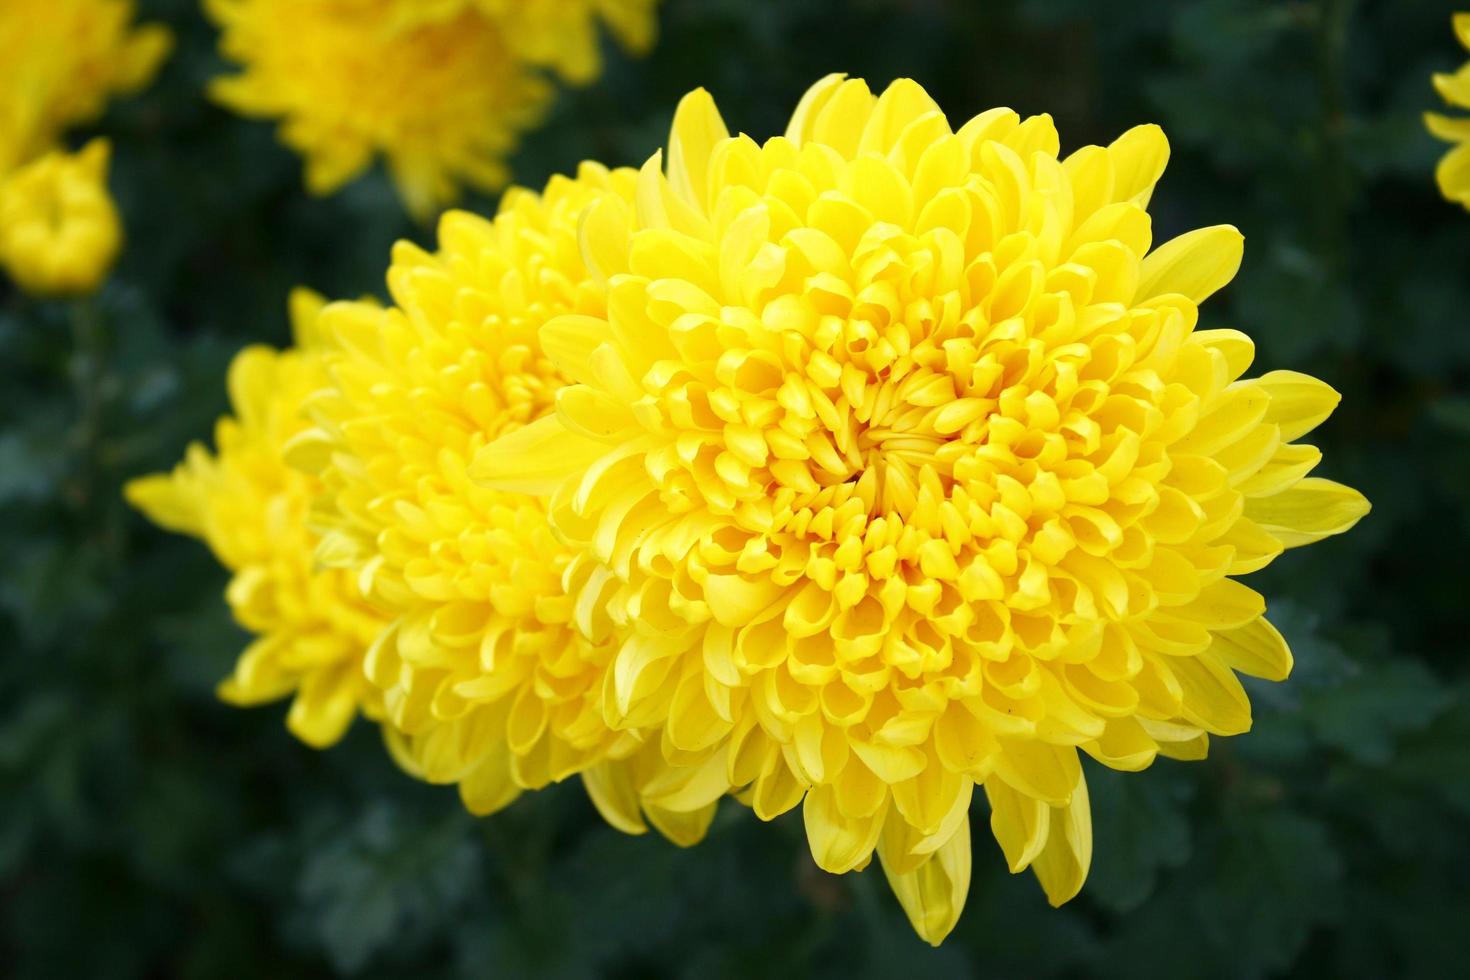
[3,0,1467,976]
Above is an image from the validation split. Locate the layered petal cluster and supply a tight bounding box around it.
[477,76,1370,942]
[127,291,387,748]
[295,164,712,836]
[0,0,172,177]
[1426,13,1470,209]
[0,139,121,297]
[205,0,553,220]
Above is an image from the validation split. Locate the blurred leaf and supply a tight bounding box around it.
[1302,661,1453,766]
[1085,766,1194,912]
[0,423,68,506]
[1392,692,1470,816]
[1194,812,1344,977]
[296,804,481,974]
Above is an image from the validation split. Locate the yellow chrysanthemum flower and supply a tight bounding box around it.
[1426,13,1470,209]
[476,76,1371,943]
[126,291,387,748]
[0,139,122,297]
[204,0,553,220]
[0,0,171,177]
[294,164,715,844]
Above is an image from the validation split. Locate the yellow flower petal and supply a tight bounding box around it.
[1254,370,1343,442]
[472,415,610,495]
[541,312,621,385]
[1170,652,1253,736]
[890,754,973,842]
[639,747,730,813]
[1434,64,1470,110]
[1137,225,1245,303]
[667,87,729,213]
[1425,111,1470,143]
[458,746,523,816]
[994,741,1082,808]
[1243,477,1372,547]
[125,473,205,537]
[784,73,849,144]
[879,814,972,946]
[1212,615,1293,683]
[804,783,886,874]
[985,778,1050,874]
[1236,443,1323,497]
[1193,328,1256,381]
[1030,768,1092,907]
[1165,578,1266,631]
[1107,123,1171,207]
[1082,718,1159,772]
[645,800,717,848]
[286,662,361,748]
[1436,142,1470,207]
[1155,732,1210,761]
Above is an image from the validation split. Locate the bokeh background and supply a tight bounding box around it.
[4,0,1469,976]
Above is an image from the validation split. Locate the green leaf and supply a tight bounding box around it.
[296,804,481,974]
[1392,691,1470,816]
[1193,812,1345,977]
[1084,766,1194,912]
[1302,661,1453,766]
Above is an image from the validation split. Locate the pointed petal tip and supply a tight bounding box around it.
[1138,223,1246,303]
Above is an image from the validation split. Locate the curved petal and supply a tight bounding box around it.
[1031,768,1093,906]
[1137,225,1244,303]
[880,814,972,946]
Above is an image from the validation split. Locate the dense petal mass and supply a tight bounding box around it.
[204,0,552,219]
[298,164,716,830]
[0,0,171,177]
[126,291,387,748]
[395,0,662,85]
[475,76,1370,942]
[481,0,659,84]
[1426,13,1470,209]
[0,139,122,297]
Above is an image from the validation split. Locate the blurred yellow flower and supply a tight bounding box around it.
[476,76,1370,943]
[126,291,388,749]
[0,139,122,297]
[204,0,552,220]
[0,0,171,177]
[1426,13,1470,209]
[293,165,716,843]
